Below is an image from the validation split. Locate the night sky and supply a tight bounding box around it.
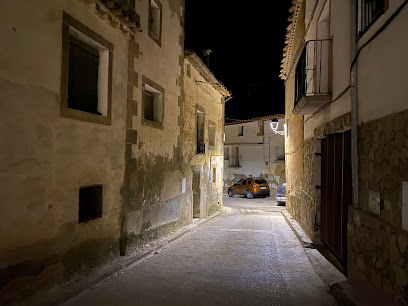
[184,2,291,121]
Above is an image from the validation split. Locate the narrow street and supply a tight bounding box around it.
[64,196,336,306]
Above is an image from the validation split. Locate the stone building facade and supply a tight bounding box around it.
[281,0,408,303]
[0,0,228,302]
[223,116,286,196]
[183,51,230,218]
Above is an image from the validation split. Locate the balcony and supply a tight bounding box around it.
[294,39,332,115]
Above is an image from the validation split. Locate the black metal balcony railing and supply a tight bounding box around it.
[197,142,205,154]
[295,39,332,108]
[360,0,384,34]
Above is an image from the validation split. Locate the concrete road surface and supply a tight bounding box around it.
[64,195,336,306]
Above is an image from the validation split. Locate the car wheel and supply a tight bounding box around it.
[228,190,234,197]
[246,190,253,199]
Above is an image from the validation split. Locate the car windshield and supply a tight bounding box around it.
[255,179,267,184]
[233,180,242,186]
[279,182,286,189]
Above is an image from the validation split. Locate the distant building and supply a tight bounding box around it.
[281,0,408,304]
[223,116,285,196]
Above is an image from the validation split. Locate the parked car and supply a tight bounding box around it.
[227,178,270,199]
[276,182,286,205]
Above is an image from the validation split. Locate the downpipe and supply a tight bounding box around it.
[350,0,359,207]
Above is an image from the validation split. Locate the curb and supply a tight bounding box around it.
[26,210,224,306]
[281,209,366,306]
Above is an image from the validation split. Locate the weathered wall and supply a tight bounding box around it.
[0,0,129,299]
[121,0,187,253]
[348,109,408,305]
[347,3,408,304]
[284,0,307,237]
[183,56,225,218]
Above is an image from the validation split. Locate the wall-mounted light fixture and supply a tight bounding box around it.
[270,118,285,136]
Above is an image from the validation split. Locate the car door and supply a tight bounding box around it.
[238,179,247,195]
[232,179,242,194]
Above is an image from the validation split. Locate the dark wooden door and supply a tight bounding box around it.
[320,130,351,266]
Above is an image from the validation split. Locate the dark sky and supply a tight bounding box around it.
[184,1,291,121]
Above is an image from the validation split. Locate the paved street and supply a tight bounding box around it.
[64,196,336,306]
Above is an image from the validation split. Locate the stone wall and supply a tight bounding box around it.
[183,54,225,218]
[348,109,408,304]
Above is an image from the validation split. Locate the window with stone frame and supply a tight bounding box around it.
[60,12,112,125]
[142,76,165,128]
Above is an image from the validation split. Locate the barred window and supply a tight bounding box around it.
[359,0,385,35]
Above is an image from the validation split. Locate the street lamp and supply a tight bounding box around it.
[270,118,285,136]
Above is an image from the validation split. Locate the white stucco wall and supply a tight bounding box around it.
[357,2,408,123]
[303,0,352,139]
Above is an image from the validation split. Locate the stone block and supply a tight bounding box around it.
[128,69,138,87]
[391,235,402,262]
[128,39,139,57]
[394,115,405,131]
[398,235,408,255]
[401,147,408,163]
[395,131,405,150]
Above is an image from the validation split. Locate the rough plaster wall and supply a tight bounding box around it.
[348,109,408,304]
[0,0,127,271]
[284,0,308,239]
[122,0,186,246]
[183,58,224,216]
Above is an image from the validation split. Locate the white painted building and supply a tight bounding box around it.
[223,116,285,196]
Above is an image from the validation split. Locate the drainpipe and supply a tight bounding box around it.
[350,0,359,207]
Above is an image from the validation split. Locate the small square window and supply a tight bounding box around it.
[78,185,102,223]
[142,76,165,128]
[149,0,162,46]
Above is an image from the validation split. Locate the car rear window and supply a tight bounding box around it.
[255,179,267,184]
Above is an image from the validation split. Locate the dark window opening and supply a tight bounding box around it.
[242,180,247,185]
[238,126,243,136]
[78,185,103,223]
[144,91,154,121]
[197,111,205,154]
[68,38,101,115]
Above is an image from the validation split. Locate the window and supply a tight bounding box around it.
[142,76,165,128]
[149,0,162,45]
[61,12,113,125]
[78,185,102,223]
[231,146,240,167]
[212,168,216,183]
[242,180,247,185]
[197,109,205,154]
[224,147,229,160]
[359,0,385,35]
[238,126,243,136]
[187,64,192,78]
[209,124,215,146]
